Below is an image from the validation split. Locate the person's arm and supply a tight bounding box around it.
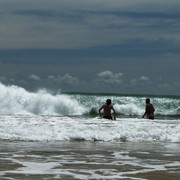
[99,105,104,118]
[151,104,155,113]
[142,105,147,118]
[112,106,116,120]
[142,112,146,118]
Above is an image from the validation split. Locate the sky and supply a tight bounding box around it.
[0,0,180,95]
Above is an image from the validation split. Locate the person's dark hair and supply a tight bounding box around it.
[146,98,150,104]
[106,99,111,105]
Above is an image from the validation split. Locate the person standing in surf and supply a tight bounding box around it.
[99,99,116,120]
[142,98,155,119]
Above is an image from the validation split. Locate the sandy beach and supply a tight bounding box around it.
[0,141,180,179]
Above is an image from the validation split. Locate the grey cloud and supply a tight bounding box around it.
[0,76,7,82]
[0,0,180,95]
[1,0,180,49]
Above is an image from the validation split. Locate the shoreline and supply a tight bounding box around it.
[0,141,180,179]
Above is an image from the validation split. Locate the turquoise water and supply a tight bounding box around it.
[0,82,180,119]
[66,92,180,119]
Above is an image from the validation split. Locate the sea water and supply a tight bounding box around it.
[0,82,180,179]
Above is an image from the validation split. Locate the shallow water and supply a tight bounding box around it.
[0,141,180,179]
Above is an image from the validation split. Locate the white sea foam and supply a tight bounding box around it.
[0,115,180,143]
[0,83,86,115]
[114,103,143,116]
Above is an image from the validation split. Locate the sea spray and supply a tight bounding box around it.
[0,83,86,115]
[0,116,180,142]
[0,82,180,118]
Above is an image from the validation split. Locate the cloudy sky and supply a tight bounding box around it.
[0,0,180,95]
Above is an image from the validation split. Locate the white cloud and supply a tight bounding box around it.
[139,76,150,81]
[48,74,79,86]
[96,70,123,84]
[60,74,79,85]
[28,74,40,81]
[48,75,56,81]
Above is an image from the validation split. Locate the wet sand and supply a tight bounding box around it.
[0,141,180,179]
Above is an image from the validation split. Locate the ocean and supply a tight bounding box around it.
[0,82,180,179]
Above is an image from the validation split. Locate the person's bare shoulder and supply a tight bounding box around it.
[110,105,114,109]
